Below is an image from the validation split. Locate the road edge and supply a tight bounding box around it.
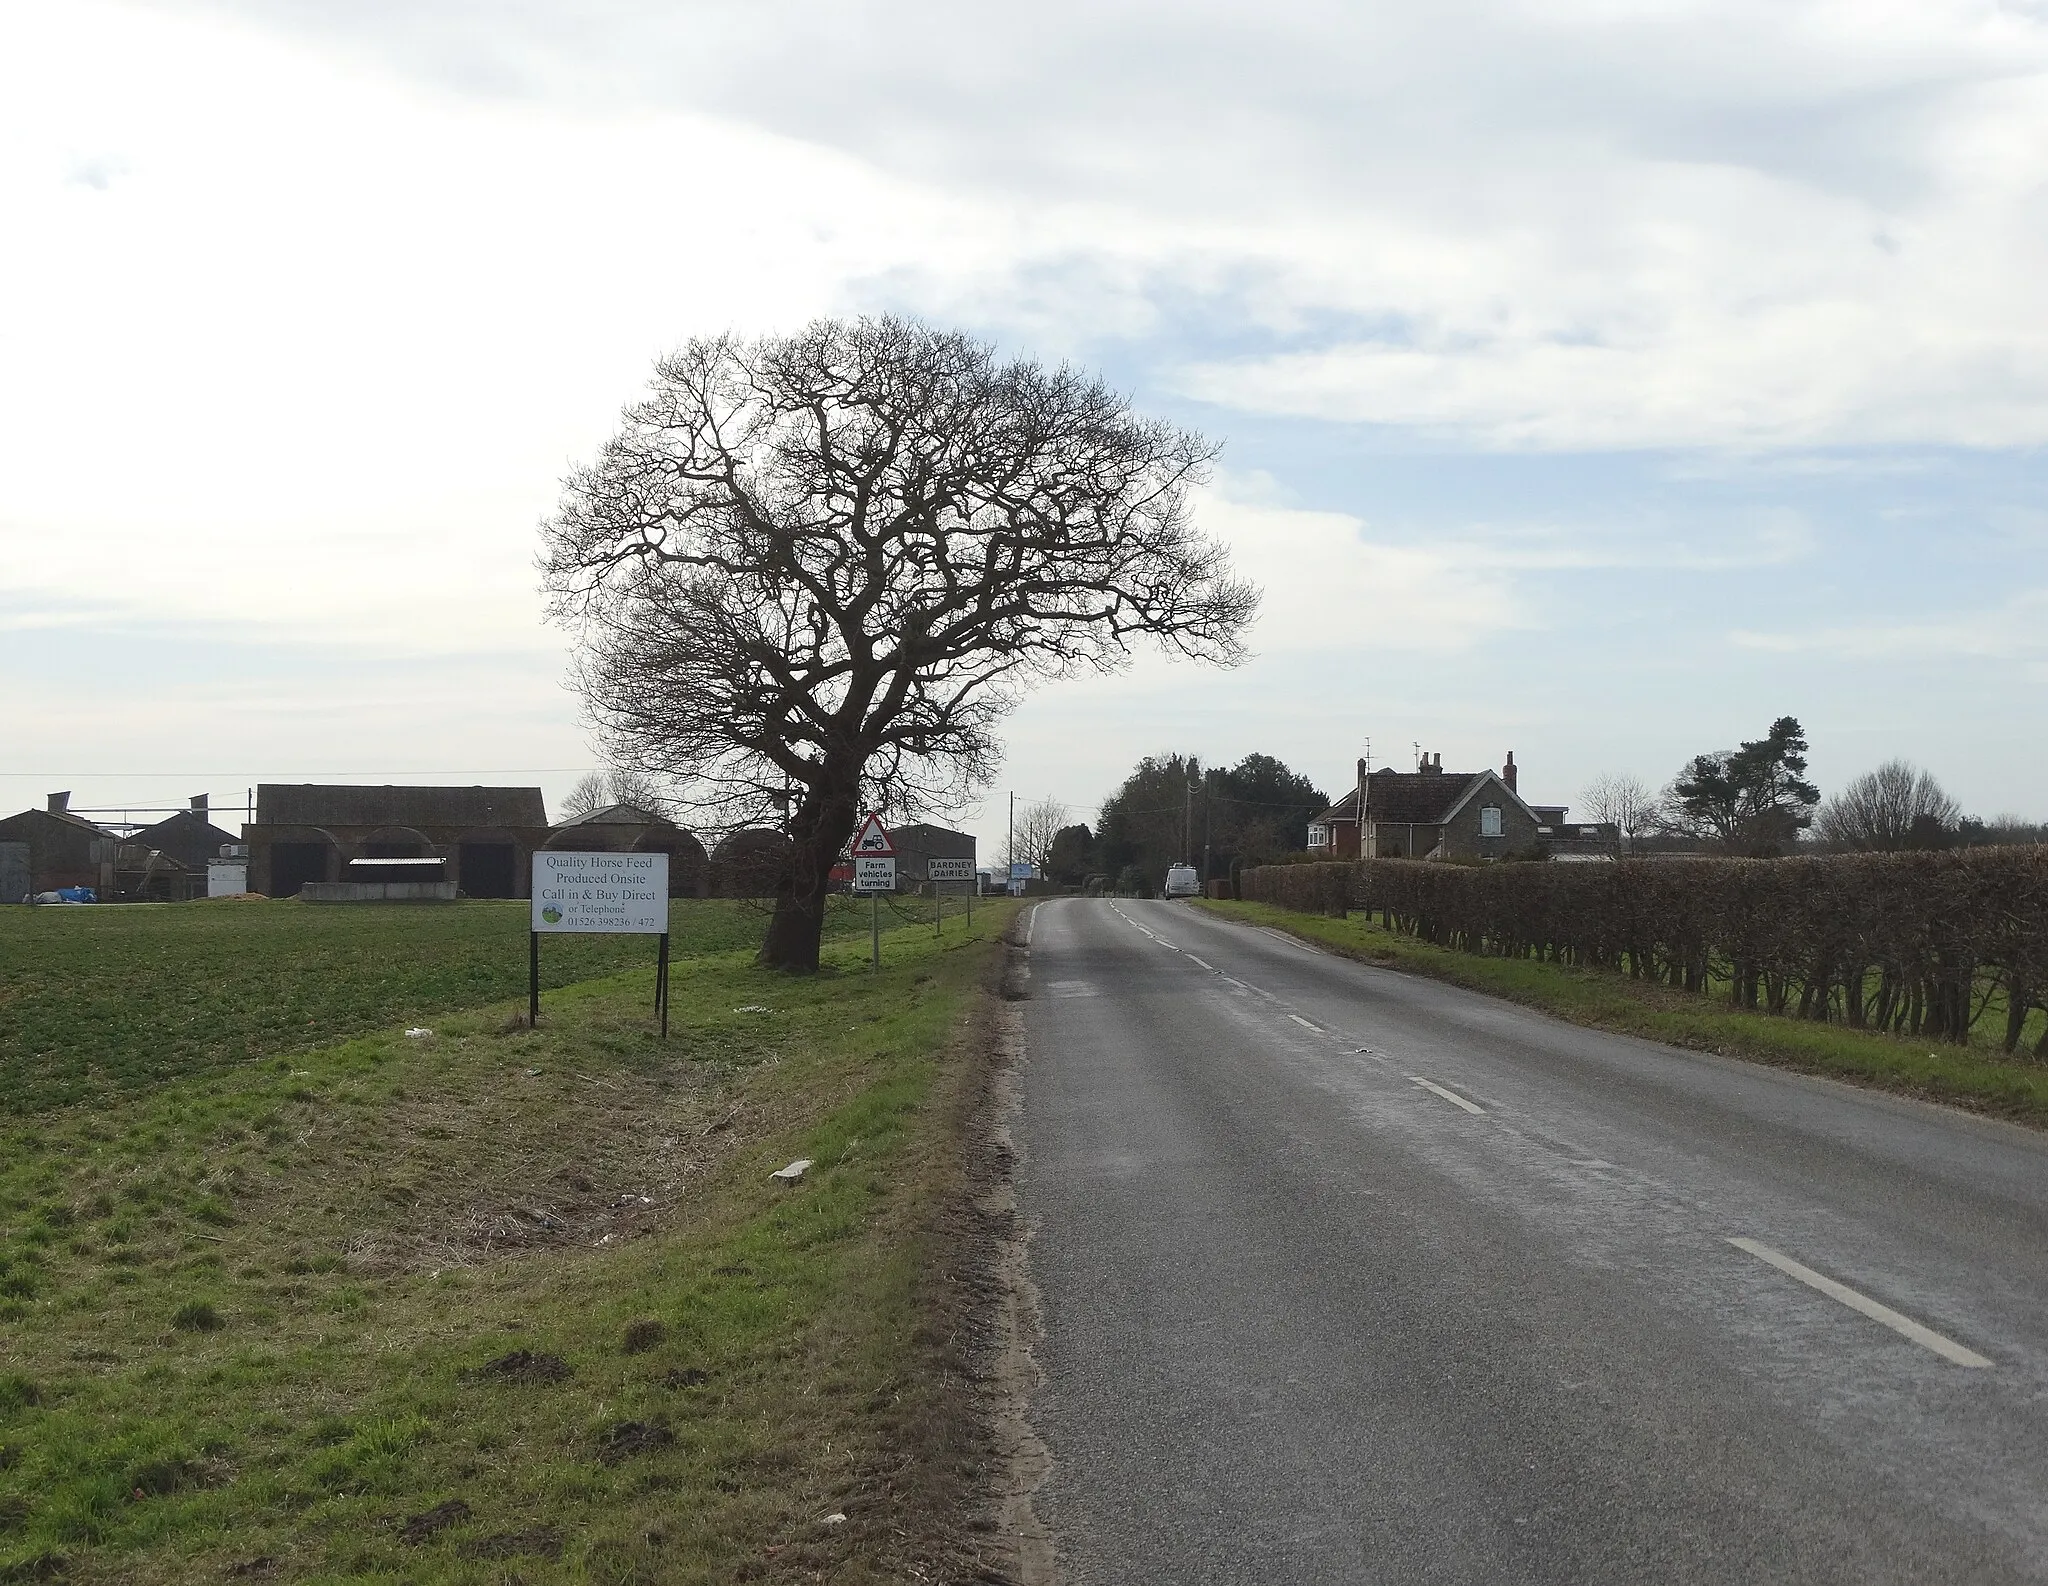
[1191,898,2048,1132]
[986,907,1056,1584]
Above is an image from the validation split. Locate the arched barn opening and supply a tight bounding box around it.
[711,829,795,899]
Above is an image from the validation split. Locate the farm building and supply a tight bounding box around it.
[117,796,243,899]
[245,784,551,898]
[0,793,116,899]
[543,804,710,897]
[125,795,240,873]
[711,828,795,897]
[888,822,977,885]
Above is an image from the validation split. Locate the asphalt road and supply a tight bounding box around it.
[1013,898,2048,1585]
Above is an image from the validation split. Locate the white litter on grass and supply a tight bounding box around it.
[820,1512,847,1526]
[770,1159,813,1183]
[734,1004,773,1014]
[405,1027,433,1039]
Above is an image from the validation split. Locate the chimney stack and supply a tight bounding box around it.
[1503,752,1517,792]
[190,794,208,816]
[47,791,70,813]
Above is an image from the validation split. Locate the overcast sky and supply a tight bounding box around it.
[4,0,2044,854]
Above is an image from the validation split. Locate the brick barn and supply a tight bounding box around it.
[0,793,110,898]
[245,784,551,898]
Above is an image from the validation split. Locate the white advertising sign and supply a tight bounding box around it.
[531,851,669,933]
[853,856,897,893]
[926,858,976,882]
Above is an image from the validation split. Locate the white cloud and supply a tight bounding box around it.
[1196,484,1524,655]
[1731,588,2048,662]
[0,3,1034,652]
[135,0,2048,451]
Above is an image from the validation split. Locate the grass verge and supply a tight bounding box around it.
[0,900,1019,1583]
[1195,899,2048,1127]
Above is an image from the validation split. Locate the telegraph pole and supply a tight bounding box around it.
[1008,790,1016,897]
[1359,737,1371,861]
[1201,767,1213,885]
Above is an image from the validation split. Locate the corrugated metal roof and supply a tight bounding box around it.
[557,803,662,827]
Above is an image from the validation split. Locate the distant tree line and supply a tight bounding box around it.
[1043,752,1329,894]
[1580,718,2042,858]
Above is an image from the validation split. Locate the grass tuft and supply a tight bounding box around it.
[170,1301,225,1333]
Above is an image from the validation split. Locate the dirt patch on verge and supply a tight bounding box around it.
[594,1422,675,1466]
[459,1527,562,1561]
[463,1349,572,1385]
[398,1499,471,1544]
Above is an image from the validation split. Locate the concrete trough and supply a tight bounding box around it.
[300,881,458,902]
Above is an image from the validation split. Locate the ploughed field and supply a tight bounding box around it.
[0,897,876,1116]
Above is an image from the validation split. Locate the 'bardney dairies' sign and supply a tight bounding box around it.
[531,852,668,934]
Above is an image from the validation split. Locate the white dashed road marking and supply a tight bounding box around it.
[1288,1014,1323,1032]
[1727,1238,1991,1368]
[1409,1077,1486,1115]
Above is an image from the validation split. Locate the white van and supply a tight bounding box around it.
[1162,864,1201,898]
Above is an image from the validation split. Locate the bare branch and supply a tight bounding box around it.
[540,316,1258,968]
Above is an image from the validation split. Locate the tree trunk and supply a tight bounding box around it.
[758,767,862,974]
[2005,980,2030,1055]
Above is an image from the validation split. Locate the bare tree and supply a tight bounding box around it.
[1005,796,1069,875]
[559,767,673,821]
[1815,760,1959,851]
[560,771,610,821]
[541,317,1258,971]
[1580,773,1656,856]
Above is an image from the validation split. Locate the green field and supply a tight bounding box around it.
[0,896,1015,1582]
[1198,899,2048,1125]
[0,897,889,1116]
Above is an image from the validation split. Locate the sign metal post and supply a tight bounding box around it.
[926,856,977,936]
[654,931,670,1038]
[849,813,896,973]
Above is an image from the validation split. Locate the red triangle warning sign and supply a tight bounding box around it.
[850,812,895,856]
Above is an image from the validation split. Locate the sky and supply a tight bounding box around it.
[3,0,2045,858]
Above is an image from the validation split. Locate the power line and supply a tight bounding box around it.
[0,768,595,778]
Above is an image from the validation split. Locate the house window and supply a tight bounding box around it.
[1307,824,1329,849]
[1480,806,1504,838]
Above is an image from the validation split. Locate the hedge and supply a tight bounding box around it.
[1239,850,2048,1053]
